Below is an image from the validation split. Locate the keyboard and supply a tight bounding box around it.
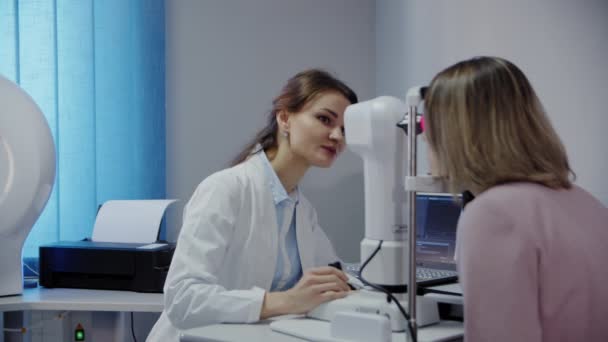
[416,267,458,286]
[343,263,458,287]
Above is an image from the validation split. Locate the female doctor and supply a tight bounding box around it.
[424,56,608,341]
[147,69,358,341]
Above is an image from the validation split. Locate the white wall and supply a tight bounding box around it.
[376,0,608,205]
[167,0,607,262]
[166,0,375,261]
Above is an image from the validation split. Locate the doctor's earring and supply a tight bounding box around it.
[282,131,289,138]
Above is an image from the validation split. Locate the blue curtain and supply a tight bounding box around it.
[0,0,166,259]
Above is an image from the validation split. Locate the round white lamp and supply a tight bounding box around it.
[0,75,56,297]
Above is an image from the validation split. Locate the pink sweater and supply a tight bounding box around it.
[456,182,608,342]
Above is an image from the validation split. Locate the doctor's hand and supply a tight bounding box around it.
[260,266,350,319]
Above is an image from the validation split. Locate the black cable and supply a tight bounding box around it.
[358,240,418,342]
[131,312,137,342]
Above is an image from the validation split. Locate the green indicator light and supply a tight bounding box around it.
[75,329,85,341]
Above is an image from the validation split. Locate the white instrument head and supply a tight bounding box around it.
[0,75,56,296]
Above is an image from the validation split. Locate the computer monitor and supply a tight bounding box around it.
[415,193,462,271]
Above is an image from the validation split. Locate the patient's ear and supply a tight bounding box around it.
[276,110,290,132]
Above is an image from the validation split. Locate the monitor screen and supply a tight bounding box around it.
[415,193,462,269]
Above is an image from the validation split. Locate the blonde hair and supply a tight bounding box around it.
[424,56,574,194]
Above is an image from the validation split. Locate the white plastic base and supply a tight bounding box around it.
[360,239,408,286]
[307,290,439,332]
[270,317,464,342]
[331,311,391,342]
[0,243,23,297]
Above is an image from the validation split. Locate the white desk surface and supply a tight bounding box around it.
[179,318,305,342]
[0,287,163,312]
[180,317,463,342]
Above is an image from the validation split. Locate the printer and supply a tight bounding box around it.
[39,240,175,293]
[38,199,178,293]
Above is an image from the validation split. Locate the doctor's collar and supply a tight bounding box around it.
[258,149,300,205]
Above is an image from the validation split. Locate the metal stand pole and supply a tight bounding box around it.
[407,105,418,340]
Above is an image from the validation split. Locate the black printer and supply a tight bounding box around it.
[39,241,175,293]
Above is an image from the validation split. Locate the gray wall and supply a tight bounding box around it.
[166,0,375,261]
[167,0,608,263]
[376,0,608,205]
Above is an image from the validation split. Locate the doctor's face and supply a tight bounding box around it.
[286,91,351,168]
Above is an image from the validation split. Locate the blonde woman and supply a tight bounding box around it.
[424,56,608,342]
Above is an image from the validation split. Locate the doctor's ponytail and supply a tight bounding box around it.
[230,69,357,166]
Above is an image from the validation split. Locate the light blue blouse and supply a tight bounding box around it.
[260,151,303,291]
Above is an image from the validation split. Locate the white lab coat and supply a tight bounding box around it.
[146,152,339,341]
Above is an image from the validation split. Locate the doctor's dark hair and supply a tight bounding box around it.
[424,56,574,194]
[231,69,358,166]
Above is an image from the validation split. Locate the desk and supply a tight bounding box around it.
[1,288,463,341]
[179,284,465,342]
[180,317,463,342]
[0,288,163,342]
[0,288,163,312]
[0,285,460,313]
[179,318,305,342]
